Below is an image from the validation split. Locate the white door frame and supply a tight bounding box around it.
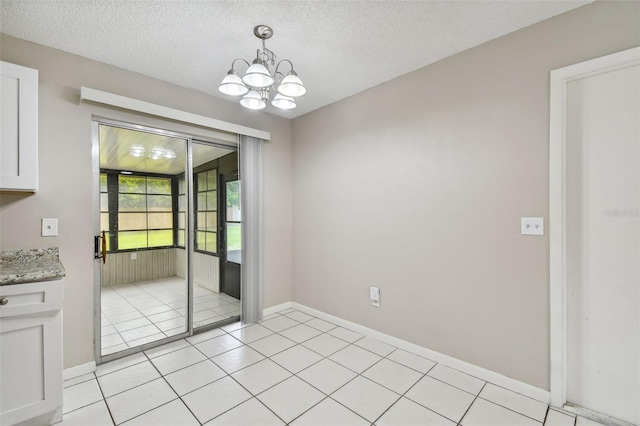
[549,46,640,408]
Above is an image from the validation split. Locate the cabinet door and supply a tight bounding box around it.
[0,310,62,425]
[1,61,38,192]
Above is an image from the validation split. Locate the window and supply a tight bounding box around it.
[100,173,110,251]
[225,179,242,264]
[100,173,177,251]
[196,169,217,254]
[177,176,186,247]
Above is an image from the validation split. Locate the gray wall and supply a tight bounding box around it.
[0,35,293,368]
[290,1,639,390]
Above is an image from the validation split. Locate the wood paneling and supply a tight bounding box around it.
[194,252,219,292]
[101,248,218,291]
[100,248,177,286]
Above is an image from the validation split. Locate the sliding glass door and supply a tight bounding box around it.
[94,120,239,362]
[191,142,241,330]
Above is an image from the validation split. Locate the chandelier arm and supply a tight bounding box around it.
[230,58,251,72]
[274,59,295,76]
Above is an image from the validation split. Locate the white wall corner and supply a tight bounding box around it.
[263,301,293,317]
[63,360,96,381]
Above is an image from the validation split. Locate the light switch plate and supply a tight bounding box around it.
[521,217,544,236]
[42,218,58,237]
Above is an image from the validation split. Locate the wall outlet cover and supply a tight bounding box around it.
[521,217,544,236]
[41,218,58,237]
[370,286,380,307]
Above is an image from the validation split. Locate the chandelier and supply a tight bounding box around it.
[218,25,307,111]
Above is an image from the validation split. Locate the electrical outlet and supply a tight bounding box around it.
[131,252,137,260]
[370,286,380,307]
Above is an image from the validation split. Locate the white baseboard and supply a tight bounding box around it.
[263,301,293,317]
[63,361,96,381]
[290,302,550,404]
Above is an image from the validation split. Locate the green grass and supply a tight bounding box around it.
[116,230,172,250]
[112,226,241,252]
[226,224,241,251]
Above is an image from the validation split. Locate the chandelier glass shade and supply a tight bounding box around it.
[218,73,249,96]
[218,25,306,111]
[239,91,266,110]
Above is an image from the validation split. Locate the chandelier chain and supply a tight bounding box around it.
[260,38,277,68]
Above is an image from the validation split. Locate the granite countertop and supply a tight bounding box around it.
[0,248,66,285]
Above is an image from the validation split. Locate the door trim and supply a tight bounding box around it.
[91,118,194,364]
[548,46,640,408]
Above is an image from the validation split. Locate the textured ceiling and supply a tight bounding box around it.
[1,0,591,119]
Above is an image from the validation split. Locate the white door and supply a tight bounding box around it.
[564,60,639,424]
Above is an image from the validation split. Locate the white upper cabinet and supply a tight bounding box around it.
[1,61,38,192]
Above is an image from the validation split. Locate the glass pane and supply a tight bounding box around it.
[197,193,206,211]
[147,177,171,194]
[119,194,146,211]
[118,231,147,249]
[197,172,207,192]
[148,195,172,211]
[207,190,217,211]
[206,212,217,230]
[100,193,109,212]
[148,212,172,229]
[207,171,217,190]
[118,213,146,230]
[178,230,185,246]
[196,212,206,231]
[226,223,241,264]
[178,194,186,211]
[148,230,173,247]
[178,212,186,228]
[100,213,109,232]
[119,175,146,193]
[205,232,217,253]
[178,177,186,194]
[226,180,241,221]
[226,223,241,251]
[100,173,108,192]
[196,231,206,251]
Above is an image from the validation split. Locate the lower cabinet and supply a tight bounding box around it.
[0,280,63,426]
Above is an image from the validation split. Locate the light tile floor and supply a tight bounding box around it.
[101,277,240,355]
[65,308,606,426]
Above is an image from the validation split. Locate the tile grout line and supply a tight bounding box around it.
[369,344,437,422]
[183,316,363,424]
[92,308,555,426]
[101,309,424,418]
[543,406,551,425]
[165,333,289,425]
[138,351,206,425]
[279,311,549,424]
[474,395,547,424]
[457,381,488,425]
[102,280,239,354]
[92,372,118,426]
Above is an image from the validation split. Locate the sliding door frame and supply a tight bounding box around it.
[92,117,238,364]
